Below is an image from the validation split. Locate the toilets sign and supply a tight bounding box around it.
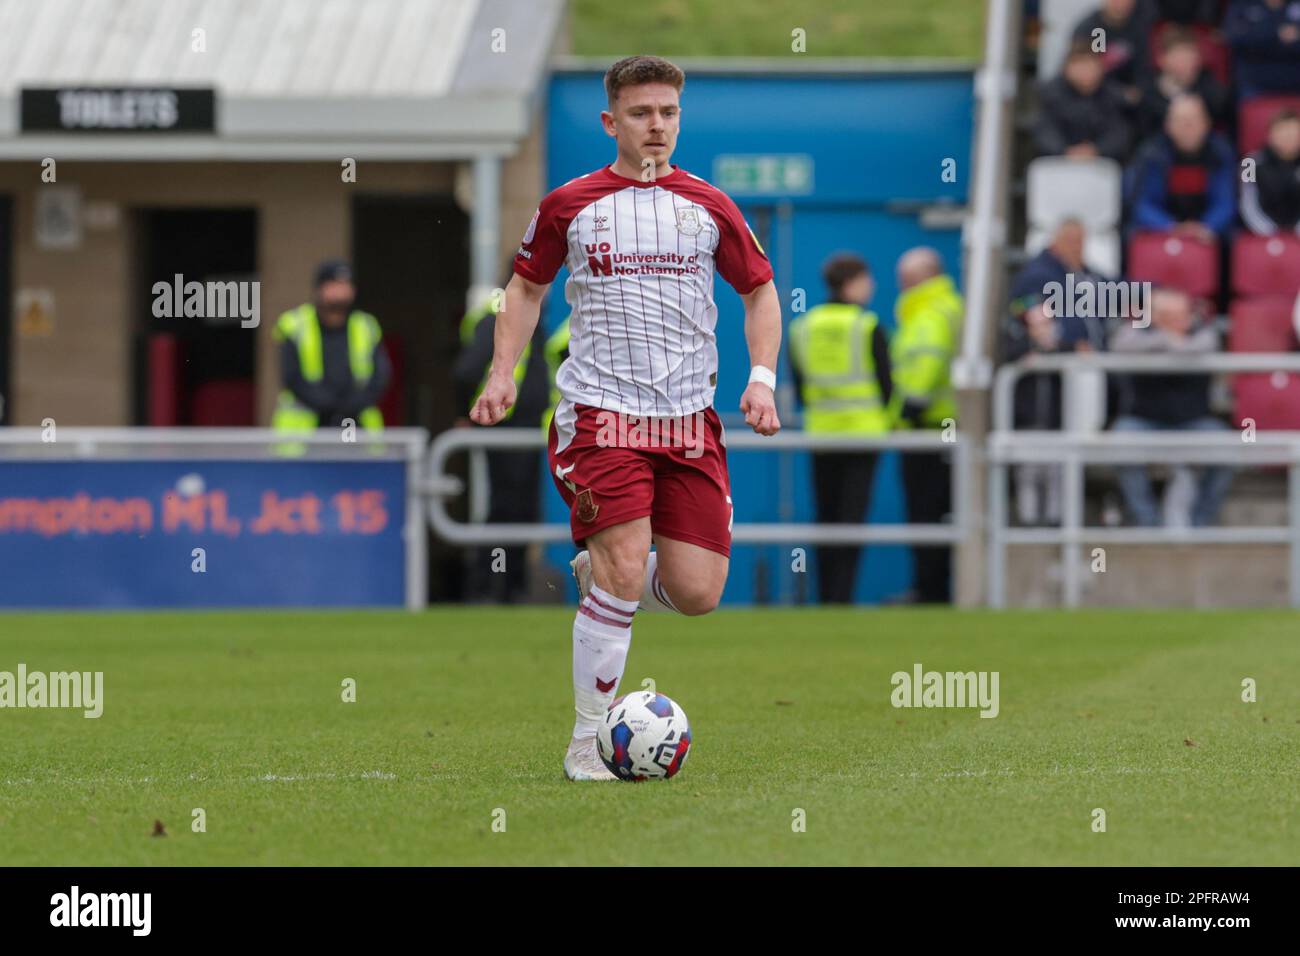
[21,87,216,133]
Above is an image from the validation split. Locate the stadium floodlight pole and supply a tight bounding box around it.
[953,0,1021,609]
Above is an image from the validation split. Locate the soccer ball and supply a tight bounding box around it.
[596,690,691,781]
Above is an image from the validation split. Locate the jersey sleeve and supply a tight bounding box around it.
[710,190,774,295]
[513,191,569,285]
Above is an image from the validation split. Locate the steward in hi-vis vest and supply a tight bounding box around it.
[890,246,964,605]
[787,253,893,605]
[541,316,571,435]
[459,296,533,423]
[453,291,552,604]
[273,260,390,436]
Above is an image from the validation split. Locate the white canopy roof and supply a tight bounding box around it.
[0,0,563,159]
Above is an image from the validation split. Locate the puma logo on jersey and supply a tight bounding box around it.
[556,462,577,492]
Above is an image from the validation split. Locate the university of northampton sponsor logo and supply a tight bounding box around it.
[675,206,702,237]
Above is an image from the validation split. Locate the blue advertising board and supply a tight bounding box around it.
[0,460,406,608]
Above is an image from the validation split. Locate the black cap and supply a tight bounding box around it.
[314,259,353,287]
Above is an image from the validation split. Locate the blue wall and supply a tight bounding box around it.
[540,69,974,605]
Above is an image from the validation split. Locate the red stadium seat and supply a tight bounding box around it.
[1127,231,1220,299]
[1228,296,1297,353]
[1239,95,1300,156]
[1235,372,1300,430]
[190,379,255,426]
[1232,234,1300,297]
[1148,22,1231,87]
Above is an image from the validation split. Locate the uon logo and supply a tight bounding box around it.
[522,208,539,245]
[586,241,613,276]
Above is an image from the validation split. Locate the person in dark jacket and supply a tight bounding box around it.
[1035,40,1134,160]
[1127,92,1238,240]
[275,259,391,432]
[1109,286,1233,527]
[1224,0,1300,98]
[1073,0,1158,108]
[454,297,551,603]
[1003,219,1112,525]
[1241,107,1300,234]
[1156,0,1227,22]
[1136,25,1230,139]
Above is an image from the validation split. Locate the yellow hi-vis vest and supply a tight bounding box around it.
[461,298,531,422]
[889,274,963,429]
[788,303,890,434]
[272,304,384,434]
[540,316,572,435]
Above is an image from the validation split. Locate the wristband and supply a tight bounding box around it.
[748,365,777,389]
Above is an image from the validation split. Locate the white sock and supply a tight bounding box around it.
[571,584,636,740]
[638,551,681,613]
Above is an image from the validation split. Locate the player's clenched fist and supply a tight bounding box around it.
[469,372,516,425]
[740,382,780,436]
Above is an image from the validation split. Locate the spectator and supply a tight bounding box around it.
[1224,0,1300,98]
[1127,92,1237,240]
[1109,287,1234,527]
[1136,25,1230,139]
[1034,40,1134,160]
[1073,0,1158,108]
[1004,219,1112,525]
[1241,107,1300,234]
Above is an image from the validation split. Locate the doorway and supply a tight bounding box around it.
[351,193,469,601]
[0,195,10,425]
[133,208,258,426]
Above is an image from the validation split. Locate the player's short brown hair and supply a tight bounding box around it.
[604,56,685,107]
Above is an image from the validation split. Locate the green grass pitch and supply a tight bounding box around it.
[1,608,1296,866]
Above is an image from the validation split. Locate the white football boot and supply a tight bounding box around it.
[563,735,618,782]
[570,550,593,602]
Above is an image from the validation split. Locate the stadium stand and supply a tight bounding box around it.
[1011,0,1300,602]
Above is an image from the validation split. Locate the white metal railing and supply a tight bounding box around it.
[424,426,971,547]
[989,354,1300,608]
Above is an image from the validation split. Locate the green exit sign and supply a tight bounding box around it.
[713,154,814,196]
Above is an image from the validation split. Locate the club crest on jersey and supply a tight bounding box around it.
[675,206,703,237]
[575,489,600,523]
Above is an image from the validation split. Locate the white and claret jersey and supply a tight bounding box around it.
[514,164,773,417]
